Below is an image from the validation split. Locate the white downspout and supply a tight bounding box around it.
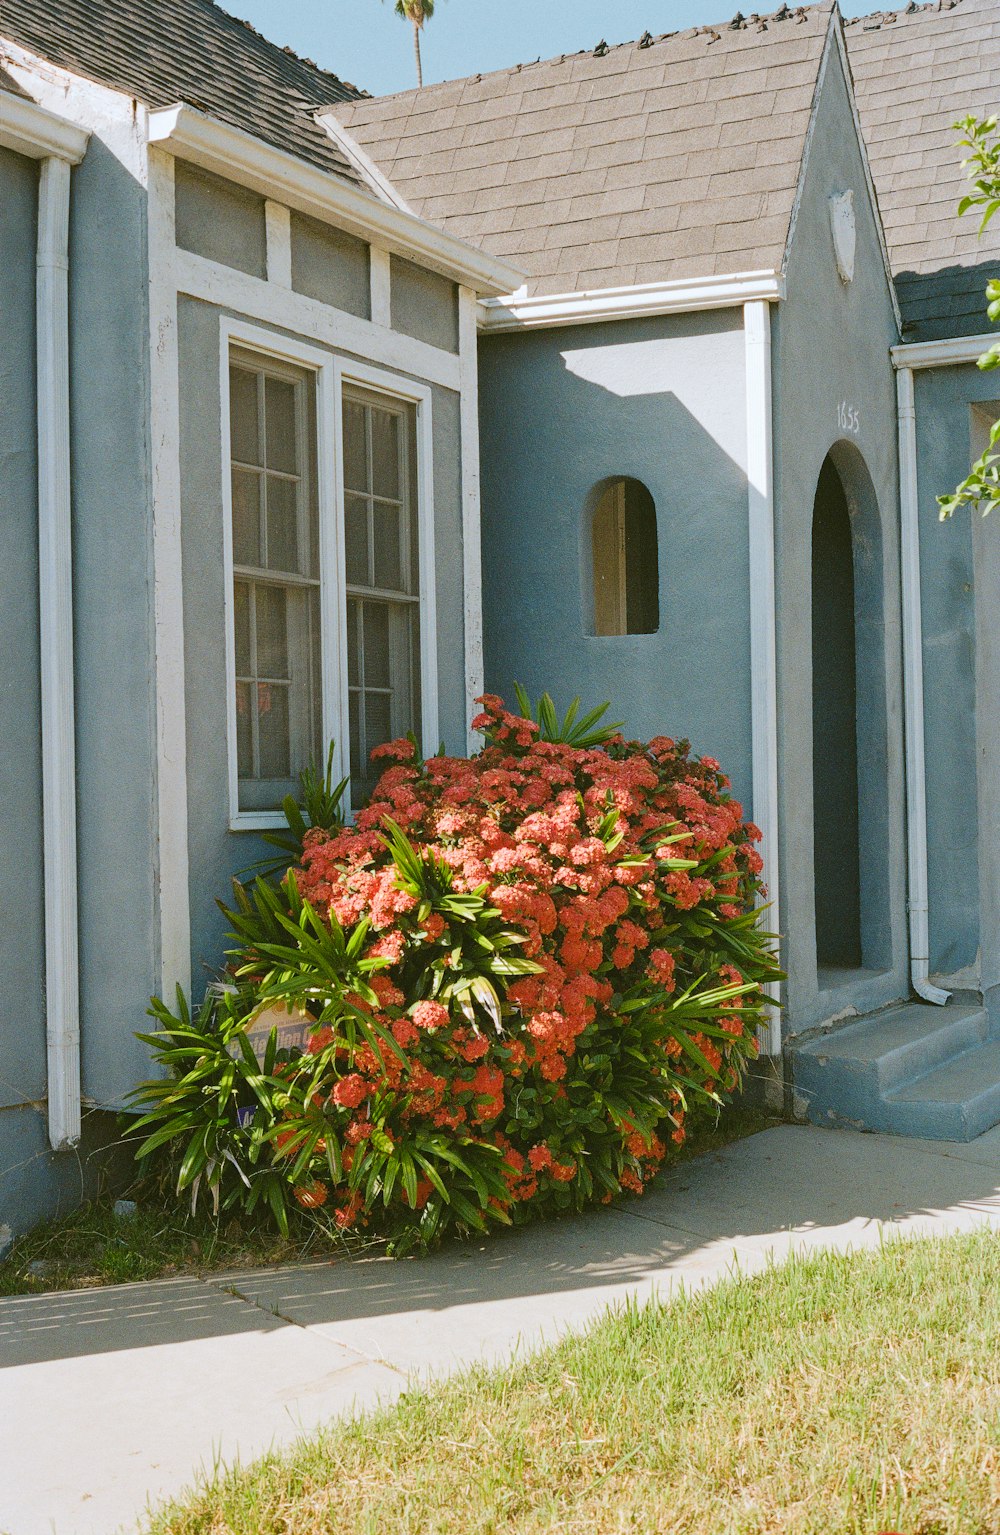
[896,366,950,1007]
[37,154,83,1146]
[745,299,783,1054]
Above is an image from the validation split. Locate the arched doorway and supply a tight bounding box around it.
[812,457,862,969]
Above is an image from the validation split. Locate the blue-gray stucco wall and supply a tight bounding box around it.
[0,130,156,1230]
[0,147,45,1127]
[913,363,1000,982]
[772,33,906,1031]
[478,310,753,810]
[177,296,468,987]
[68,134,159,1110]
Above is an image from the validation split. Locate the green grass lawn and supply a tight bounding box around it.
[144,1229,1000,1535]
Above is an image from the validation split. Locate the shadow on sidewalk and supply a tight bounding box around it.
[4,1123,999,1371]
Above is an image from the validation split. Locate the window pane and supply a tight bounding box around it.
[265,376,297,473]
[232,468,261,567]
[234,581,251,675]
[257,683,290,778]
[255,585,288,679]
[373,506,405,595]
[373,502,403,591]
[365,691,392,756]
[235,681,253,777]
[343,401,368,493]
[347,598,360,688]
[371,408,400,500]
[345,495,369,586]
[230,368,260,465]
[265,475,299,574]
[363,602,391,690]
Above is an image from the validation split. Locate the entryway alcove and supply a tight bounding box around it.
[810,445,892,985]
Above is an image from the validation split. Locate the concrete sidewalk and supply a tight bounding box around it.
[3,1121,1000,1535]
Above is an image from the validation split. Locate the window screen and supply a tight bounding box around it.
[342,385,421,805]
[591,478,659,636]
[229,350,321,812]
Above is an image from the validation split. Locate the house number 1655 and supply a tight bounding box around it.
[837,400,860,434]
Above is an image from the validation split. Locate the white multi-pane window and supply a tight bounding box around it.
[225,333,429,824]
[342,386,421,805]
[229,351,322,813]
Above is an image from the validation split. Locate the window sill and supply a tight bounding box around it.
[229,812,286,833]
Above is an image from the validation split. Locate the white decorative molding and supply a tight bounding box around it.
[147,146,193,999]
[480,270,786,332]
[744,299,782,1055]
[174,246,462,392]
[0,89,89,162]
[315,110,415,214]
[264,200,292,288]
[36,154,82,1150]
[148,104,521,298]
[370,245,392,328]
[829,190,856,283]
[458,285,484,751]
[891,333,999,370]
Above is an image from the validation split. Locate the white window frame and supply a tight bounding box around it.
[220,317,439,829]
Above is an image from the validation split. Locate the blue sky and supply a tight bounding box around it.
[233,1,871,97]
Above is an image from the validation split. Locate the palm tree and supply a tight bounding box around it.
[383,0,435,88]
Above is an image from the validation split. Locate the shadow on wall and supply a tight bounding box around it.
[479,327,753,806]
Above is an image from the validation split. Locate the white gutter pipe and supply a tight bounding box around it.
[896,366,950,1007]
[745,299,783,1054]
[37,154,84,1145]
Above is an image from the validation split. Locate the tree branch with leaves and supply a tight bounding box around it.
[937,114,1000,521]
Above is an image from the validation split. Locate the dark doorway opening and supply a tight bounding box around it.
[812,456,863,970]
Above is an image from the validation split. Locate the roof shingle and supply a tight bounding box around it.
[336,8,834,296]
[0,0,367,188]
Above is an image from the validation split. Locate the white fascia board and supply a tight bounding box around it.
[315,110,415,215]
[147,104,522,298]
[480,271,786,332]
[891,333,998,370]
[0,89,89,162]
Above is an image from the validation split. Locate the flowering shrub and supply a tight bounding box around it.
[131,692,780,1251]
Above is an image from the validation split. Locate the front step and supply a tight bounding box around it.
[791,1001,998,1141]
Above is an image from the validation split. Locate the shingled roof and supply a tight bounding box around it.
[335,6,835,296]
[0,0,367,188]
[847,0,1000,339]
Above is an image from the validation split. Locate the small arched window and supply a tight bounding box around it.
[590,477,659,636]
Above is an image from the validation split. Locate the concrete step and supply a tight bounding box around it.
[882,1040,1000,1142]
[791,1001,993,1138]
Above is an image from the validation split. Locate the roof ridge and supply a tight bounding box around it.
[334,0,836,111]
[209,0,369,101]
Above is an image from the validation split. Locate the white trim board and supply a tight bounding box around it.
[744,299,782,1056]
[480,271,785,332]
[174,247,462,393]
[458,285,484,750]
[148,104,520,298]
[219,318,440,830]
[891,334,998,370]
[147,146,193,999]
[315,110,415,215]
[36,155,82,1149]
[0,89,89,162]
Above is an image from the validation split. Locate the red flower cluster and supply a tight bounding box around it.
[272,696,775,1237]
